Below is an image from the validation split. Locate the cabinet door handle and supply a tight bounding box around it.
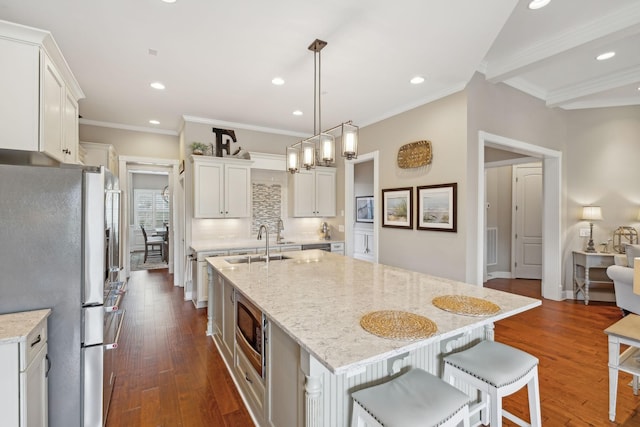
[45,354,51,378]
[30,334,42,347]
[245,373,253,384]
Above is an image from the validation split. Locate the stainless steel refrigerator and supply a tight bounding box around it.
[0,163,125,427]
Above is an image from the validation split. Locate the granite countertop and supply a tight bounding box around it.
[191,238,343,253]
[206,250,541,375]
[0,309,51,344]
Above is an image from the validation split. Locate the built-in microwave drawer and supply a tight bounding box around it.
[21,317,47,371]
[235,342,265,409]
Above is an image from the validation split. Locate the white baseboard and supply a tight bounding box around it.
[487,271,512,280]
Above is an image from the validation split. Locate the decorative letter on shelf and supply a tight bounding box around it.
[212,127,237,157]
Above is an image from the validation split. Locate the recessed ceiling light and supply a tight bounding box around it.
[150,81,165,90]
[596,51,616,61]
[528,0,551,10]
[293,110,303,116]
[272,77,285,86]
[149,120,160,125]
[410,76,425,85]
[161,0,176,3]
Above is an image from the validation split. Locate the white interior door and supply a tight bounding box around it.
[513,164,542,279]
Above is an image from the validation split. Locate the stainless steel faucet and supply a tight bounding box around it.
[276,218,284,244]
[257,224,270,263]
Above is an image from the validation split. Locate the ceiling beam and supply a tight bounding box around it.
[545,64,640,107]
[484,3,640,83]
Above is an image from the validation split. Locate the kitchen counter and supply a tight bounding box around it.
[0,309,51,344]
[206,250,540,426]
[207,250,540,375]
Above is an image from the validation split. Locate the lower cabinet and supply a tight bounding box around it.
[266,319,302,427]
[208,274,303,426]
[193,250,228,309]
[0,310,50,427]
[353,229,375,262]
[235,341,265,411]
[221,280,236,362]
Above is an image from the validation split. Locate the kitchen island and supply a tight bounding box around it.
[206,250,540,426]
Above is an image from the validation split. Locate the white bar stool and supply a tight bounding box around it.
[443,340,541,427]
[351,368,470,427]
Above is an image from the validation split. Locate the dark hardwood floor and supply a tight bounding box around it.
[106,269,253,427]
[106,271,640,426]
[487,278,640,426]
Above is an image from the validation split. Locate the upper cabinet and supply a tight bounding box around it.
[0,21,84,163]
[192,155,253,218]
[80,141,118,174]
[289,167,336,217]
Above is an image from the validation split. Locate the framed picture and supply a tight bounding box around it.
[382,187,413,229]
[416,183,457,232]
[355,196,374,223]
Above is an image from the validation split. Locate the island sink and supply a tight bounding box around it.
[225,254,291,264]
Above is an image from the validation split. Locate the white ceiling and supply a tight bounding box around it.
[1,0,638,136]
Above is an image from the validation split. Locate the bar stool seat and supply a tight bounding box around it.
[443,340,541,427]
[351,368,470,427]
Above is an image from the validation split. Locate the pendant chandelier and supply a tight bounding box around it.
[286,39,358,174]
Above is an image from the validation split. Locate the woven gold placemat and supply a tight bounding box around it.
[432,295,500,316]
[360,310,437,340]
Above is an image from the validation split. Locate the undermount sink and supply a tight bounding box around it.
[225,254,291,264]
[276,241,296,245]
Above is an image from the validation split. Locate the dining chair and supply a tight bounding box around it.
[141,225,163,263]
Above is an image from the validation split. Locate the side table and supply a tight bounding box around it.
[604,314,640,422]
[572,251,616,305]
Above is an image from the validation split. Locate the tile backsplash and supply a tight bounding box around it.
[251,182,282,235]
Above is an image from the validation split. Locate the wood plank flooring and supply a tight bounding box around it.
[106,271,640,426]
[105,269,253,427]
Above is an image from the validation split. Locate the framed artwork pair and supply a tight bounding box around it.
[381,183,457,232]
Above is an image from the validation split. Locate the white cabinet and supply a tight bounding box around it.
[266,319,302,427]
[0,309,50,427]
[353,229,375,262]
[80,141,118,174]
[0,21,83,163]
[191,156,253,218]
[330,242,345,255]
[222,279,236,362]
[289,167,336,217]
[193,250,228,309]
[210,271,235,363]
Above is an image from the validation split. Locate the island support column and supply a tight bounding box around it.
[301,349,324,427]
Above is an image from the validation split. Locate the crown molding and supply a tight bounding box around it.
[79,119,179,136]
[181,115,308,138]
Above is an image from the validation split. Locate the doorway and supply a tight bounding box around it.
[345,151,379,261]
[118,155,180,285]
[477,132,562,301]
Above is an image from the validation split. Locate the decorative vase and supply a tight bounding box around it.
[193,149,203,155]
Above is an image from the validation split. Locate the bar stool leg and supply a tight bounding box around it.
[528,366,542,427]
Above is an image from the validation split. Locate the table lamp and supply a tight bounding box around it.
[581,206,602,253]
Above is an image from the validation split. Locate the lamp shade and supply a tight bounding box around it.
[286,145,300,174]
[581,206,602,221]
[341,122,358,160]
[634,258,640,295]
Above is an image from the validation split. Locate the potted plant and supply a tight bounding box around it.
[191,142,208,155]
